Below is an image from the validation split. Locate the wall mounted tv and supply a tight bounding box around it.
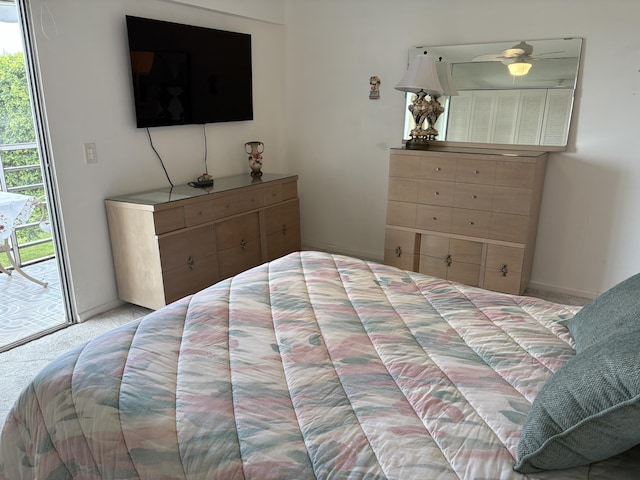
[125,16,253,128]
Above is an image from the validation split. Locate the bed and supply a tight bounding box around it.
[1,251,639,479]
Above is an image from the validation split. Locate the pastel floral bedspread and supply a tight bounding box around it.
[1,252,638,479]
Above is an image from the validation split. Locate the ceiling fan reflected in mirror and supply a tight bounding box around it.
[473,41,565,76]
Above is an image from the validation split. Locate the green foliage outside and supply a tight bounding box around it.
[0,51,54,268]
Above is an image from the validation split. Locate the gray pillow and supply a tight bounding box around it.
[514,333,640,473]
[568,273,640,352]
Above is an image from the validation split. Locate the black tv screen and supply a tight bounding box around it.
[125,16,253,128]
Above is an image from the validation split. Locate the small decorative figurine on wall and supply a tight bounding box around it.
[245,141,264,177]
[369,76,381,99]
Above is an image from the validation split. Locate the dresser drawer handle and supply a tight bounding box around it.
[471,195,477,199]
[474,170,480,174]
[468,221,475,225]
[395,246,402,257]
[435,167,441,172]
[187,256,194,270]
[282,224,288,235]
[444,254,452,266]
[434,191,440,196]
[500,264,508,276]
[240,239,247,251]
[432,216,438,221]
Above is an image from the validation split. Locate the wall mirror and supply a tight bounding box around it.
[402,38,582,150]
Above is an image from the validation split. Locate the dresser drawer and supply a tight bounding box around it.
[263,183,284,206]
[495,161,536,188]
[158,225,216,272]
[483,244,525,294]
[419,156,456,181]
[489,213,529,243]
[388,177,419,203]
[448,262,482,287]
[162,254,220,305]
[390,154,420,178]
[451,208,491,237]
[154,207,185,234]
[416,205,452,232]
[455,159,496,184]
[184,190,263,226]
[217,213,262,280]
[418,180,455,206]
[453,183,494,211]
[263,200,301,261]
[384,228,419,271]
[420,234,449,257]
[492,186,532,215]
[387,201,417,228]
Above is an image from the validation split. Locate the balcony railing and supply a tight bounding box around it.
[0,142,54,268]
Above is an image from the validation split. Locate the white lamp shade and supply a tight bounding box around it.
[395,54,444,96]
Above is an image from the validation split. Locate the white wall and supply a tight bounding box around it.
[29,0,640,321]
[283,0,640,298]
[29,0,286,319]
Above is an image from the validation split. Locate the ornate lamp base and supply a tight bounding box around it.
[407,90,444,149]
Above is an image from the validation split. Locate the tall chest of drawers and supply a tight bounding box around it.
[384,147,547,294]
[106,173,300,310]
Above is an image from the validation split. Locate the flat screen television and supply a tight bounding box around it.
[125,16,253,128]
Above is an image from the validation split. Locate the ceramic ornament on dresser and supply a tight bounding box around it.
[245,141,264,177]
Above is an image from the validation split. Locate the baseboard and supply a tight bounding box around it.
[301,241,383,264]
[75,299,125,323]
[526,280,597,301]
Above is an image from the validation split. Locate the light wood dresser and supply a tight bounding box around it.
[106,173,300,310]
[384,147,547,294]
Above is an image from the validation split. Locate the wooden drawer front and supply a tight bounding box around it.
[154,207,186,234]
[451,209,491,237]
[264,201,301,261]
[483,267,522,295]
[162,254,220,305]
[158,225,216,273]
[216,213,262,279]
[495,161,536,188]
[456,159,496,184]
[387,201,417,228]
[492,186,532,215]
[184,190,263,226]
[419,157,456,181]
[490,213,529,243]
[448,262,481,287]
[384,228,419,271]
[483,245,525,294]
[485,244,524,271]
[282,180,298,200]
[385,228,419,255]
[388,177,419,203]
[419,254,448,279]
[420,234,449,257]
[453,183,493,211]
[216,213,261,251]
[263,184,283,206]
[418,180,454,206]
[416,205,452,232]
[390,154,419,178]
[449,239,483,265]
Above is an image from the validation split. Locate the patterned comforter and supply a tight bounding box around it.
[1,252,639,479]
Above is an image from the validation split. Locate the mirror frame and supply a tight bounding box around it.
[402,38,583,152]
